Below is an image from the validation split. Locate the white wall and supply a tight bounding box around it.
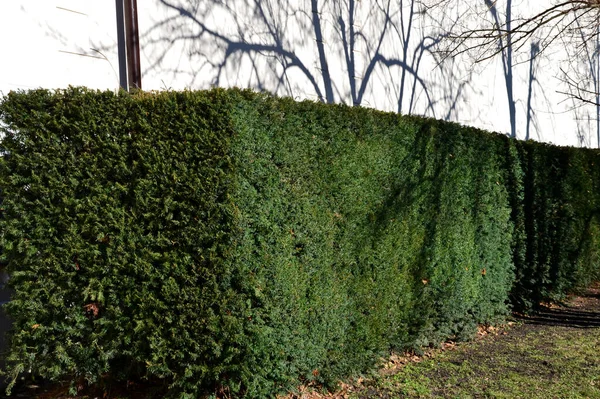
[135,0,600,148]
[1,0,599,148]
[0,1,119,93]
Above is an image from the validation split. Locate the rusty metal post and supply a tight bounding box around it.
[124,0,142,90]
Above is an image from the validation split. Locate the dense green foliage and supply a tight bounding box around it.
[0,88,598,398]
[507,141,600,309]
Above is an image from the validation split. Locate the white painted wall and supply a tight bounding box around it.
[1,0,599,148]
[0,1,119,93]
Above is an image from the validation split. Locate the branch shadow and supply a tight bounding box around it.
[133,0,469,117]
[515,282,600,328]
[515,305,600,328]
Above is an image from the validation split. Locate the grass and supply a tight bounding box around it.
[353,326,600,399]
[340,285,600,399]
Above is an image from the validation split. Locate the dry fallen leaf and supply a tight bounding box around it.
[84,303,100,318]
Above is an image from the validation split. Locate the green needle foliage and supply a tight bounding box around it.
[0,88,598,398]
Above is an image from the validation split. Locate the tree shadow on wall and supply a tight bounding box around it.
[131,0,471,117]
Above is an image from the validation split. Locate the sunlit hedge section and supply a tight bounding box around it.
[0,88,598,397]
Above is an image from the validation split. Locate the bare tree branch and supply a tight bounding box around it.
[443,1,600,63]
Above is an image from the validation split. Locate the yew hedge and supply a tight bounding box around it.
[0,88,598,397]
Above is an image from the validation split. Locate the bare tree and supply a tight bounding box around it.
[431,0,520,137]
[557,19,600,146]
[444,1,600,62]
[442,1,600,101]
[431,0,600,145]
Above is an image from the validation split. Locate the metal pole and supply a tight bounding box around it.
[115,0,129,91]
[125,0,142,90]
[590,25,600,148]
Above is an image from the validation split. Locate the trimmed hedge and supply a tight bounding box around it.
[507,141,600,308]
[0,88,598,397]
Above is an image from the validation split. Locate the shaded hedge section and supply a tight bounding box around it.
[0,88,599,397]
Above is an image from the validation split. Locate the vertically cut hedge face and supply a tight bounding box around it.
[0,87,598,398]
[0,88,252,396]
[506,141,600,310]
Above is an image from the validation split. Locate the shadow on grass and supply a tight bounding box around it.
[516,307,600,328]
[515,287,600,328]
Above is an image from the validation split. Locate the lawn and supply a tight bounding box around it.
[286,284,600,399]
